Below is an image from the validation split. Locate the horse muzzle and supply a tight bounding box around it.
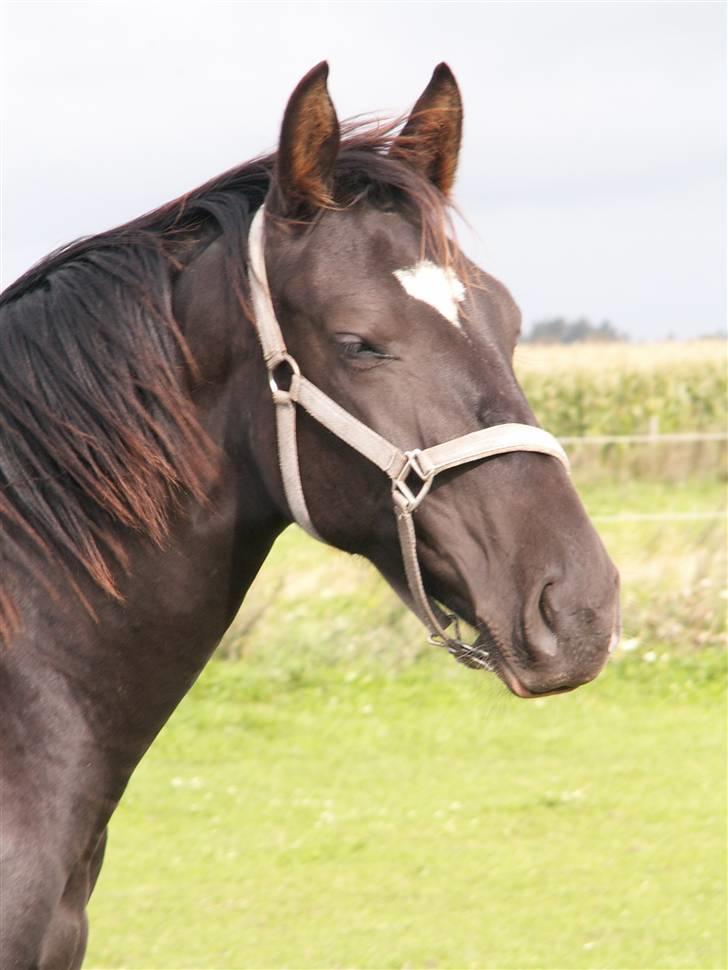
[469,564,621,697]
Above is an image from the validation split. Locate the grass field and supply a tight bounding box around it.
[85,469,726,969]
[85,652,725,970]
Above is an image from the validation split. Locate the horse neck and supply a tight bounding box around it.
[110,280,285,728]
[8,240,285,792]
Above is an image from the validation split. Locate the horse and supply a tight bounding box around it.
[0,62,619,968]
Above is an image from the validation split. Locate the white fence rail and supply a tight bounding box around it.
[561,431,727,445]
[561,429,726,525]
[592,512,725,523]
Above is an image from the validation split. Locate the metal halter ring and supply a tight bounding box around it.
[268,353,301,396]
[392,449,434,513]
[428,613,464,648]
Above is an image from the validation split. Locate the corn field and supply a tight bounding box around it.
[515,339,726,437]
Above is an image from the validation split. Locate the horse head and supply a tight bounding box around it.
[248,63,620,697]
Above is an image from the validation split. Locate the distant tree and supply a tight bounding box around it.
[523,317,627,344]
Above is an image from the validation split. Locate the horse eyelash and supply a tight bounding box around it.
[334,334,391,359]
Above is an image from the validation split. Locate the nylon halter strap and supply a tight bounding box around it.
[247,205,570,656]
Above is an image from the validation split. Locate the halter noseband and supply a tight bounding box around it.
[247,206,570,666]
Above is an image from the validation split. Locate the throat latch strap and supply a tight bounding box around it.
[247,205,570,653]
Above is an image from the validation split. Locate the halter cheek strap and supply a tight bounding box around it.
[247,206,570,663]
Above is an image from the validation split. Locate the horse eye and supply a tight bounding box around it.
[334,333,382,358]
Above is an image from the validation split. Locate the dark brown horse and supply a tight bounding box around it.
[0,63,619,968]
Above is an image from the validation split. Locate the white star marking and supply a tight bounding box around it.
[393,260,466,328]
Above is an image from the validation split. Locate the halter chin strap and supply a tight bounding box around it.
[247,205,570,661]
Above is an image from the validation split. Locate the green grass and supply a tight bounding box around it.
[86,655,725,969]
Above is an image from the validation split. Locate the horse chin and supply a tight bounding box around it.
[489,658,579,698]
[485,641,606,699]
[446,620,598,698]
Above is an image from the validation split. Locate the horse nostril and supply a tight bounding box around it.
[523,583,559,659]
[539,583,557,634]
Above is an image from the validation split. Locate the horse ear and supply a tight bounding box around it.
[268,62,340,218]
[390,63,463,196]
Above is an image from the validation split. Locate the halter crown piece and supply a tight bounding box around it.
[247,206,570,665]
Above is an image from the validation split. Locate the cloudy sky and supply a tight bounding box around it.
[2,1,725,340]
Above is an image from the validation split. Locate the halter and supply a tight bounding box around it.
[247,206,570,666]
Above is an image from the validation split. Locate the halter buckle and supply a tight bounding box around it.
[392,449,434,513]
